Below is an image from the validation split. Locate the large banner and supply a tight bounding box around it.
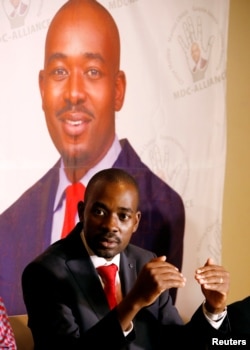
[0,0,229,320]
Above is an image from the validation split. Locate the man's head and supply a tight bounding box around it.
[39,0,126,178]
[80,168,141,260]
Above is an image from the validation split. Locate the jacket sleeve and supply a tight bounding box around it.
[159,304,231,350]
[22,261,134,350]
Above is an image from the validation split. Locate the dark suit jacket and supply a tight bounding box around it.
[0,139,185,315]
[227,296,250,337]
[22,223,228,350]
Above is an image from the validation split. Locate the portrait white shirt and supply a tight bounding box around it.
[51,135,121,243]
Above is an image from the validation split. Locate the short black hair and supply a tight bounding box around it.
[85,168,140,203]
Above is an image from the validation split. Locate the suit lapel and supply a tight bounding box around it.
[33,161,60,251]
[119,248,137,297]
[65,233,110,318]
[65,233,138,317]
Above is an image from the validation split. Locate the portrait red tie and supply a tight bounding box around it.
[96,264,118,309]
[61,182,85,238]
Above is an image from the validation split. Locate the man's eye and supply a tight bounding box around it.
[86,69,101,79]
[50,68,68,80]
[119,213,130,221]
[94,208,105,216]
[54,68,67,75]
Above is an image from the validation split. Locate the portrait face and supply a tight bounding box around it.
[39,3,126,169]
[10,0,20,8]
[83,180,141,260]
[191,42,201,64]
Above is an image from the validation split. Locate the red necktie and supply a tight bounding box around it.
[61,182,85,238]
[96,264,118,309]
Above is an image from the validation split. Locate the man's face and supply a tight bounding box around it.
[10,0,20,8]
[39,7,125,168]
[83,180,141,260]
[191,42,201,64]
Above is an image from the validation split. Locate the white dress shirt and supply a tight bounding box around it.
[80,230,132,335]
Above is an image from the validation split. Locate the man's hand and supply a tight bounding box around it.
[128,256,186,308]
[195,258,230,314]
[116,256,186,331]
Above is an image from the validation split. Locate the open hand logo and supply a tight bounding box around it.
[2,0,30,28]
[141,137,189,196]
[178,16,214,82]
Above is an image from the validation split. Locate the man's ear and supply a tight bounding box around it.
[77,201,85,222]
[39,70,45,99]
[114,70,126,111]
[132,211,141,233]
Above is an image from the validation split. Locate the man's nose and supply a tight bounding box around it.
[66,69,86,104]
[102,214,119,232]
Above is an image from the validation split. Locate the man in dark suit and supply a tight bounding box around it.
[22,168,230,350]
[0,0,184,315]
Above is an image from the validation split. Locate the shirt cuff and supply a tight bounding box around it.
[202,301,227,329]
[123,322,133,336]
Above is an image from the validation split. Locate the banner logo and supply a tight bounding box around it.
[167,6,226,98]
[1,0,49,42]
[197,219,221,266]
[108,0,138,10]
[178,16,214,83]
[2,0,30,28]
[140,136,189,197]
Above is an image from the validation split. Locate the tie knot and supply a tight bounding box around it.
[65,182,85,199]
[61,182,85,238]
[96,264,118,284]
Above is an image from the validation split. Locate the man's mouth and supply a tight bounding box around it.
[62,115,92,136]
[65,119,84,126]
[98,236,120,249]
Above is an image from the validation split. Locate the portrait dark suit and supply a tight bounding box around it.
[0,138,185,315]
[22,222,228,350]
